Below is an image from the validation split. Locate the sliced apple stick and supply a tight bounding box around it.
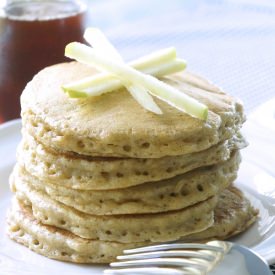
[73,29,182,113]
[143,59,186,76]
[84,27,124,62]
[63,48,183,92]
[126,83,162,114]
[128,86,162,114]
[83,27,163,114]
[63,59,186,98]
[84,28,179,69]
[65,42,208,120]
[129,47,178,71]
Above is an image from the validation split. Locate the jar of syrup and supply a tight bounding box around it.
[0,0,87,122]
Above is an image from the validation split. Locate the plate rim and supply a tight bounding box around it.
[0,118,21,131]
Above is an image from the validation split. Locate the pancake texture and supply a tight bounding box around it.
[13,177,217,242]
[7,61,257,264]
[21,62,244,158]
[17,133,245,190]
[12,151,240,215]
[183,185,259,241]
[7,199,148,264]
[7,186,257,264]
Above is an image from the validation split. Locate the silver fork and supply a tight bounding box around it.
[104,241,272,275]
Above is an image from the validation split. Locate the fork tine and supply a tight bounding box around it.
[104,267,186,274]
[105,241,233,275]
[117,250,215,261]
[110,257,207,270]
[123,243,224,254]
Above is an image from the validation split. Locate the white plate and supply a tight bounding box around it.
[0,110,275,274]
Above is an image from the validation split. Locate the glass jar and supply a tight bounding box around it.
[0,0,87,122]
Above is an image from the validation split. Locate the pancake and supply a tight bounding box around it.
[17,133,246,190]
[183,185,259,241]
[12,151,240,215]
[21,62,244,158]
[7,57,254,264]
[7,199,149,264]
[7,186,258,264]
[13,177,217,242]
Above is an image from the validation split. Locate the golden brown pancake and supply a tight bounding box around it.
[13,179,217,242]
[183,185,259,241]
[7,60,255,265]
[7,199,148,264]
[21,62,244,158]
[11,150,240,215]
[17,132,246,190]
[7,186,257,264]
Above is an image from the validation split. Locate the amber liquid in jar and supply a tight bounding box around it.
[0,0,87,122]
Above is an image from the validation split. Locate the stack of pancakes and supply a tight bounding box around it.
[7,62,258,263]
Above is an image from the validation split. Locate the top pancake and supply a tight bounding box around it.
[21,62,244,158]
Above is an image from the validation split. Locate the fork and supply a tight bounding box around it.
[104,240,272,275]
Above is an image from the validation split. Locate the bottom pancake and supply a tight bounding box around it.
[13,185,216,242]
[7,186,258,264]
[7,199,147,264]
